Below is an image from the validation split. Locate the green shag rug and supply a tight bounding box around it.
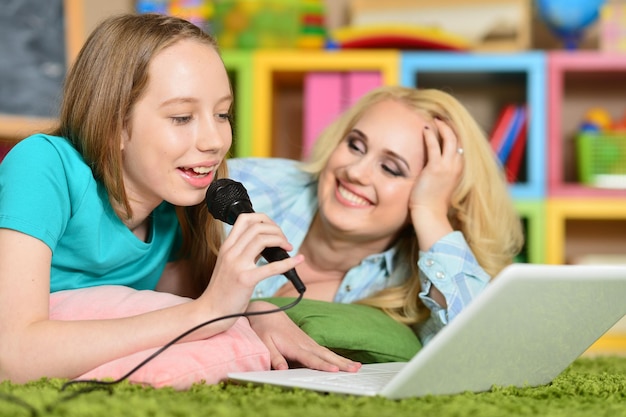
[1,356,625,417]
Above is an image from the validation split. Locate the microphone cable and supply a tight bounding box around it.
[0,294,305,416]
[60,292,304,392]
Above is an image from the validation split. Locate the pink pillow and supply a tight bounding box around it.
[49,286,270,389]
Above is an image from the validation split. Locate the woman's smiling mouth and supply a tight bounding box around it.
[337,182,371,207]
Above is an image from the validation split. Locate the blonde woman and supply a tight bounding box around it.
[228,86,524,367]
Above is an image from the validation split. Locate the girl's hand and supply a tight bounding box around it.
[246,301,361,372]
[409,118,464,249]
[198,213,304,325]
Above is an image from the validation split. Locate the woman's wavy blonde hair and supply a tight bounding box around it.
[301,86,524,325]
[49,13,228,292]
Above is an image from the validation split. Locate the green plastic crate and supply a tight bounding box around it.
[576,132,626,188]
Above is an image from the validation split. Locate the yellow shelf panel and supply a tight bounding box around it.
[548,198,626,217]
[252,50,400,79]
[546,198,626,264]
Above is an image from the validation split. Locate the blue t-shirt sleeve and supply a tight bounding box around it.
[0,135,84,250]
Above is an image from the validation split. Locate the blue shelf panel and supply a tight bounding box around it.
[400,52,546,200]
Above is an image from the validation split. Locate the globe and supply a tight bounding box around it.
[536,0,607,49]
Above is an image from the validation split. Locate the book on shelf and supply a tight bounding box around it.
[302,71,381,159]
[302,73,343,159]
[489,104,528,183]
[489,104,517,156]
[505,112,528,183]
[497,106,526,163]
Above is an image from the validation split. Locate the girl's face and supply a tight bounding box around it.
[121,39,232,212]
[317,99,431,246]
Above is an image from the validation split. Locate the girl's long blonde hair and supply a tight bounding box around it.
[49,13,228,292]
[302,86,524,324]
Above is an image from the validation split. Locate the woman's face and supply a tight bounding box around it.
[121,39,232,212]
[317,99,432,245]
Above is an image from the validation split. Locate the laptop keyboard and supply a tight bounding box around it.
[291,371,397,392]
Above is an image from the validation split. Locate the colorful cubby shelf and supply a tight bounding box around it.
[6,48,626,269]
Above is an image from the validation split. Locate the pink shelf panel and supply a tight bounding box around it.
[548,51,626,197]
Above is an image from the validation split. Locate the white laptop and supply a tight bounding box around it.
[229,263,626,399]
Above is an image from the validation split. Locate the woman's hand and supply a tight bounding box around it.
[409,118,464,250]
[246,301,361,372]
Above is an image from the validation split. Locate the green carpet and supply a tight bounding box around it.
[1,357,625,417]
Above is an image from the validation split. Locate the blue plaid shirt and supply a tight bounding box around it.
[226,158,491,344]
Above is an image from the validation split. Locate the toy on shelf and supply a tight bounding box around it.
[330,25,471,51]
[136,0,214,33]
[136,0,168,14]
[579,107,613,132]
[344,0,531,51]
[576,107,626,189]
[536,0,606,50]
[212,0,326,49]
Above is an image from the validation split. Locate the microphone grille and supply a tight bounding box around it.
[205,178,250,222]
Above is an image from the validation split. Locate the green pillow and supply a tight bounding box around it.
[256,297,422,363]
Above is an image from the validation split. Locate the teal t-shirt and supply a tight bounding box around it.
[0,134,180,292]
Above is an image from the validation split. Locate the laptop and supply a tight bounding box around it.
[228,263,626,399]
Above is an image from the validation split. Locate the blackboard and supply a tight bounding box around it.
[0,0,66,118]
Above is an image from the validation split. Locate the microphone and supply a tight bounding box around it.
[205,178,306,294]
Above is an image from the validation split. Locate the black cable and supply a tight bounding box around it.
[0,294,304,415]
[60,293,304,392]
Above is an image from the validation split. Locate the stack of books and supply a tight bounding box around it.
[489,104,528,183]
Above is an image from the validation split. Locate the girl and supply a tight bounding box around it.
[0,13,358,385]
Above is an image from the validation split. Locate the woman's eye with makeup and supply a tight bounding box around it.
[346,136,366,154]
[382,163,403,177]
